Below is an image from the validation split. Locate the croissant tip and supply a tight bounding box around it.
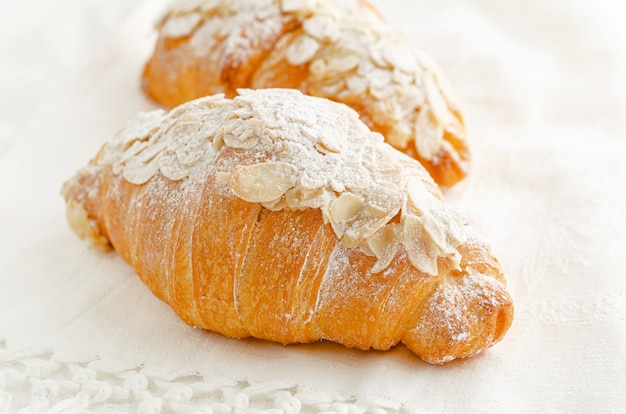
[401,272,514,364]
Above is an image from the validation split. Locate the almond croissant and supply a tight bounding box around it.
[142,0,469,187]
[62,89,512,364]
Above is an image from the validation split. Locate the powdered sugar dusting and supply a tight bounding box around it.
[97,89,467,275]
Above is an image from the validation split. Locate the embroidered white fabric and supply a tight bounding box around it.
[1,0,626,412]
[0,340,396,413]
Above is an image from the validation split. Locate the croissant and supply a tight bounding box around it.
[61,89,512,364]
[141,0,470,187]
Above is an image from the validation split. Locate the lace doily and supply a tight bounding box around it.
[0,340,400,413]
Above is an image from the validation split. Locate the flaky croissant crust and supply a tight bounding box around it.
[142,0,470,187]
[62,89,512,364]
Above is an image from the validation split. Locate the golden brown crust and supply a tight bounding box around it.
[63,163,513,364]
[141,0,470,187]
[62,91,512,364]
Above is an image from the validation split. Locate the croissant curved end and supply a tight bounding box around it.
[62,176,111,251]
[402,272,514,365]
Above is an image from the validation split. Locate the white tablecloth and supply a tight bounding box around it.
[1,0,625,412]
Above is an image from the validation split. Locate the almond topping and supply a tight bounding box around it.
[330,192,364,224]
[368,223,400,273]
[230,162,298,203]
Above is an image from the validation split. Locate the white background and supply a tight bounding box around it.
[1,0,626,412]
[0,0,143,157]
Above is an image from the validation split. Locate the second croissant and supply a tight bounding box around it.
[142,0,470,187]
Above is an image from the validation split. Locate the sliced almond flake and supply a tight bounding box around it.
[117,140,148,165]
[405,176,430,217]
[330,192,364,224]
[368,223,400,273]
[286,187,328,210]
[366,184,402,218]
[212,130,225,152]
[159,152,190,181]
[162,12,203,39]
[358,244,375,257]
[303,15,340,42]
[122,158,160,185]
[404,178,466,270]
[345,74,369,95]
[309,58,327,77]
[368,68,394,100]
[413,106,443,160]
[260,195,287,211]
[230,161,298,203]
[421,214,449,256]
[136,138,167,165]
[341,214,389,248]
[357,58,376,77]
[382,42,418,74]
[401,214,439,276]
[317,80,346,97]
[383,128,411,150]
[299,186,325,203]
[430,69,462,113]
[283,188,302,210]
[177,145,208,167]
[324,53,360,74]
[174,132,209,166]
[395,83,426,112]
[392,68,414,86]
[412,47,440,76]
[368,40,388,68]
[285,34,320,66]
[424,74,452,127]
[368,67,393,90]
[153,115,207,166]
[365,203,388,218]
[220,117,265,149]
[280,0,313,13]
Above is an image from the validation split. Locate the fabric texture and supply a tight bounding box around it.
[1,0,625,412]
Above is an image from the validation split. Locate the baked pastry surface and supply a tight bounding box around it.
[142,0,470,186]
[62,89,512,364]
